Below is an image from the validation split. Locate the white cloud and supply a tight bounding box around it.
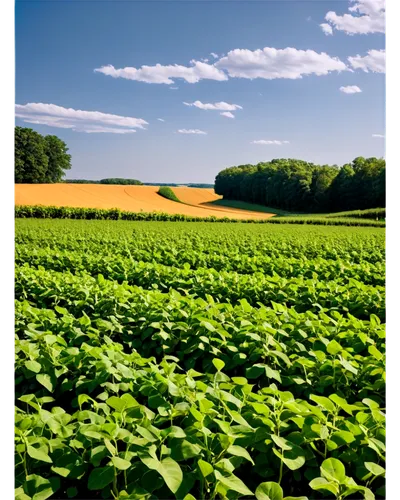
[177,129,207,135]
[169,87,179,90]
[210,52,219,59]
[320,23,333,35]
[348,49,385,73]
[157,118,165,122]
[252,140,290,145]
[215,47,347,80]
[340,85,362,93]
[15,102,148,133]
[372,134,385,138]
[94,60,228,84]
[323,0,385,35]
[201,58,209,63]
[183,100,242,111]
[220,112,235,119]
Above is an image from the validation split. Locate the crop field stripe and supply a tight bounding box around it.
[15,205,385,226]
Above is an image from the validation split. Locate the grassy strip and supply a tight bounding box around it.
[14,205,385,226]
[323,208,385,219]
[157,186,182,203]
[208,199,293,215]
[268,216,385,227]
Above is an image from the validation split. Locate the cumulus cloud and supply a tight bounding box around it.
[340,85,362,93]
[94,60,228,84]
[220,112,235,119]
[210,52,219,59]
[323,0,385,35]
[372,134,385,138]
[320,23,333,35]
[15,102,148,134]
[348,49,385,73]
[215,47,347,80]
[177,129,207,135]
[183,100,242,111]
[157,118,165,122]
[252,140,290,145]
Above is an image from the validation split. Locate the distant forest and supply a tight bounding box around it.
[214,157,385,212]
[66,180,213,188]
[66,178,143,185]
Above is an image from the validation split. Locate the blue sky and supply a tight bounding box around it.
[15,0,385,183]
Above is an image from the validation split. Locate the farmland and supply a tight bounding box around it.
[15,219,385,500]
[14,184,275,220]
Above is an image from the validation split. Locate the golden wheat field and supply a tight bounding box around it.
[14,184,275,220]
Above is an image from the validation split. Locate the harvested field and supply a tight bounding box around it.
[14,184,275,219]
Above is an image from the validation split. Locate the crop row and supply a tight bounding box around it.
[15,205,385,226]
[15,243,385,288]
[15,294,385,500]
[15,220,385,267]
[15,292,386,405]
[16,263,385,322]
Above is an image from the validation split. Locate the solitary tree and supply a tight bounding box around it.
[43,135,72,182]
[15,127,71,183]
[15,127,48,183]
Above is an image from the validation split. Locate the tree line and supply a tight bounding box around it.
[214,157,385,212]
[15,127,72,183]
[66,178,143,185]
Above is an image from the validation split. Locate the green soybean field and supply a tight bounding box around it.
[15,219,386,500]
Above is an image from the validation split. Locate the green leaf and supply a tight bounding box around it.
[212,358,225,371]
[310,394,336,413]
[106,396,126,413]
[246,364,265,379]
[265,366,282,383]
[104,438,116,456]
[136,425,158,442]
[327,340,342,355]
[111,457,131,470]
[27,445,52,464]
[339,356,358,375]
[231,377,248,385]
[159,457,183,494]
[24,475,60,500]
[66,487,78,498]
[272,446,305,471]
[176,439,202,460]
[309,477,339,495]
[363,487,376,500]
[283,497,308,500]
[36,374,54,393]
[183,495,197,500]
[87,466,115,490]
[15,487,31,500]
[320,458,346,483]
[331,431,355,446]
[364,462,385,476]
[215,470,254,496]
[198,459,214,478]
[271,435,293,451]
[25,360,41,373]
[368,345,383,360]
[227,445,255,464]
[255,481,283,500]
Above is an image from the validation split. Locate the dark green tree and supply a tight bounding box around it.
[15,127,48,183]
[43,135,72,182]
